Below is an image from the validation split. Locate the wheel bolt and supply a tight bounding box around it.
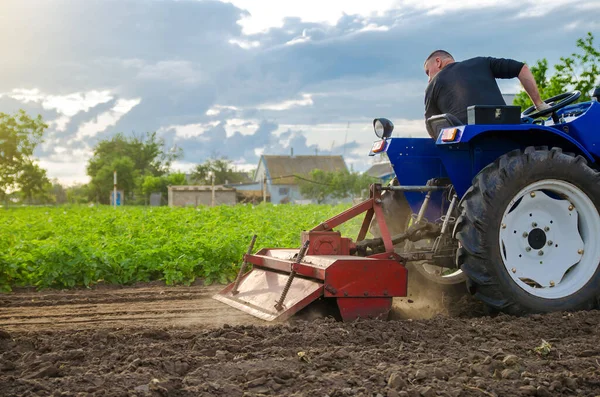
[523,232,529,238]
[544,226,550,232]
[578,249,584,255]
[530,192,536,198]
[547,241,553,246]
[526,247,531,252]
[569,204,574,211]
[511,268,516,273]
[501,223,506,229]
[538,250,544,256]
[550,281,555,287]
[532,222,538,227]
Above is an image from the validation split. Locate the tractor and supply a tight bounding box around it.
[214,88,600,321]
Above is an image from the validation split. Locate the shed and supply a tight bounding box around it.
[168,185,237,207]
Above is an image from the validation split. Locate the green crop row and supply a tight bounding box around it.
[0,204,366,292]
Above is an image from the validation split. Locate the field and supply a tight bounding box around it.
[0,204,362,291]
[2,282,600,396]
[2,205,600,396]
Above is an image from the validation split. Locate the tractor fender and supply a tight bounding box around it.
[436,125,597,198]
[460,125,596,164]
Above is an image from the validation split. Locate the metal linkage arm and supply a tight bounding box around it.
[353,222,441,255]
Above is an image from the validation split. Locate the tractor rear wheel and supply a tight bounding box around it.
[455,147,600,315]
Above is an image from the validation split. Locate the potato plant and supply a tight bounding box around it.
[0,204,363,291]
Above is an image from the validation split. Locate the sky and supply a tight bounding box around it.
[1,0,598,185]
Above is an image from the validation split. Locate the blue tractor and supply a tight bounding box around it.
[369,88,600,315]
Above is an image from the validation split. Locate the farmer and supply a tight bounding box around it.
[423,50,549,138]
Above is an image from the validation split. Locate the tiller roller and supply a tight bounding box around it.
[213,183,445,322]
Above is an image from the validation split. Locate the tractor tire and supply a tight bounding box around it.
[455,146,600,315]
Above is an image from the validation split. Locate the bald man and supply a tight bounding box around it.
[423,50,549,139]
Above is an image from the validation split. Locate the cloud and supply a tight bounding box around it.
[1,0,598,185]
[257,94,314,111]
[73,98,142,142]
[3,88,113,117]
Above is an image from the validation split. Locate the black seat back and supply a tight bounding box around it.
[426,113,463,140]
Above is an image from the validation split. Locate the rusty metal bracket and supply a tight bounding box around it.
[231,234,257,295]
[274,240,310,311]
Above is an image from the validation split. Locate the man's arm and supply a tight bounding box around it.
[517,64,548,110]
[488,57,548,110]
[424,84,441,138]
[424,84,441,120]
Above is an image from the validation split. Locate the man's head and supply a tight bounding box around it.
[424,50,454,83]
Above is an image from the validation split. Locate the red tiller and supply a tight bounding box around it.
[213,184,408,322]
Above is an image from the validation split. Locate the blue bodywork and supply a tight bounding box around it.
[376,100,600,219]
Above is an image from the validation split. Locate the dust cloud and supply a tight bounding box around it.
[390,263,479,320]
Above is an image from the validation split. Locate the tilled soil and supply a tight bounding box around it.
[1,282,600,397]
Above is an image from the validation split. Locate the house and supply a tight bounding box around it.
[364,161,395,185]
[227,154,348,204]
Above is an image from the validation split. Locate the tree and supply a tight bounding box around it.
[89,157,136,203]
[17,161,52,204]
[0,110,47,200]
[49,180,68,204]
[86,132,182,204]
[514,32,599,110]
[297,170,333,204]
[141,172,187,204]
[191,157,252,185]
[65,184,91,204]
[298,169,379,204]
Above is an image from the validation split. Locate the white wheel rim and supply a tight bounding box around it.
[419,263,463,279]
[499,179,600,299]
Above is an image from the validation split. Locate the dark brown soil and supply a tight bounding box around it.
[1,282,600,397]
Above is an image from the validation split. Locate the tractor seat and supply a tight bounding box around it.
[426,113,463,140]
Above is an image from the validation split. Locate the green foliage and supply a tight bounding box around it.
[65,184,91,204]
[87,132,182,203]
[0,203,363,291]
[141,172,187,202]
[191,157,252,185]
[0,110,48,200]
[298,170,378,204]
[515,32,599,109]
[50,180,68,204]
[17,161,53,204]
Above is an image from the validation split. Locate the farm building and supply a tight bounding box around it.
[168,185,237,207]
[227,154,349,204]
[364,161,395,185]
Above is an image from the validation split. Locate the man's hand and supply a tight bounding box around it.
[535,102,551,111]
[518,64,546,108]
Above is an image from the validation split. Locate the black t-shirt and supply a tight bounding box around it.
[424,56,524,133]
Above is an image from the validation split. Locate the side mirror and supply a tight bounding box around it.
[373,118,394,139]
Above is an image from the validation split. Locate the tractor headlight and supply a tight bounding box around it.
[374,120,385,138]
[373,118,394,139]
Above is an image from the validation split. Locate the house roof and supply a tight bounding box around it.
[261,155,347,185]
[364,162,395,178]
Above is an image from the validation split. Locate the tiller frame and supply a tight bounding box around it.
[213,184,409,322]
